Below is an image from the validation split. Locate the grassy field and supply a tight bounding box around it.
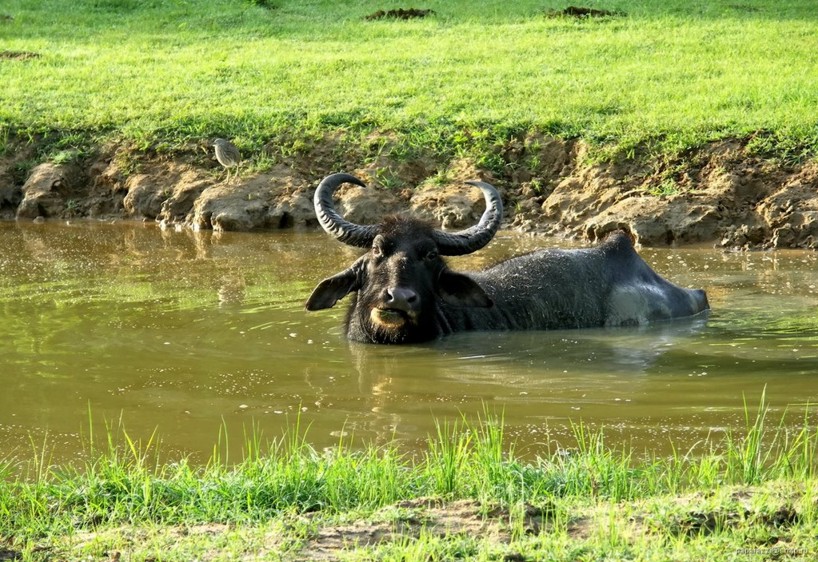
[1,400,817,560]
[1,0,817,166]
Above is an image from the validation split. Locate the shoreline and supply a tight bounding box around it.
[2,135,818,250]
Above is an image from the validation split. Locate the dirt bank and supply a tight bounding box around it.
[12,482,811,561]
[1,135,816,249]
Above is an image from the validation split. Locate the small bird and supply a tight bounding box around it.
[213,138,241,183]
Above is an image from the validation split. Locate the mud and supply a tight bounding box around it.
[1,135,817,249]
[544,6,624,18]
[0,50,40,60]
[55,484,808,562]
[364,8,435,20]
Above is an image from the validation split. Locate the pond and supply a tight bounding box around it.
[1,220,817,464]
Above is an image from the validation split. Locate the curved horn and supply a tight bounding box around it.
[432,180,503,256]
[314,173,378,248]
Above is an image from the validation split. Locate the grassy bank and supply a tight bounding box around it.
[2,0,818,168]
[2,398,817,560]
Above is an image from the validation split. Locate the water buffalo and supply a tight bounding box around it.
[306,173,709,344]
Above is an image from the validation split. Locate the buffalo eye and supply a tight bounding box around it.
[371,236,386,258]
[424,249,439,261]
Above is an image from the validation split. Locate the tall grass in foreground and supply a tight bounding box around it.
[0,397,815,540]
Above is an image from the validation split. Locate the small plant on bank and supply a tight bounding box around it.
[650,178,681,197]
[0,125,9,157]
[428,167,453,187]
[373,166,403,190]
[49,149,80,166]
[64,199,81,216]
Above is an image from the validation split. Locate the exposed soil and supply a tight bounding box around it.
[293,498,549,561]
[1,134,817,249]
[364,8,435,20]
[0,50,40,60]
[544,6,624,18]
[37,483,812,561]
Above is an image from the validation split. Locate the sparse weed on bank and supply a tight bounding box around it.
[1,396,817,560]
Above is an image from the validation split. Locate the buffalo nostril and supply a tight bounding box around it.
[386,287,418,310]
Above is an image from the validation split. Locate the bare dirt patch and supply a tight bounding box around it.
[727,4,762,13]
[364,8,435,21]
[0,547,21,561]
[18,483,813,561]
[0,50,40,60]
[544,6,624,18]
[294,498,553,561]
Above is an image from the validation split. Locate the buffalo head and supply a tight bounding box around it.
[305,173,503,343]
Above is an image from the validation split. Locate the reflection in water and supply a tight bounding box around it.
[1,220,818,464]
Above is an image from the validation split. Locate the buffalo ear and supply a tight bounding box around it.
[305,268,360,311]
[438,270,493,308]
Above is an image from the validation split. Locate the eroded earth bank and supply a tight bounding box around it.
[2,135,817,249]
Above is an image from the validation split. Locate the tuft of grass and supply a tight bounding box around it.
[0,124,10,156]
[724,387,817,485]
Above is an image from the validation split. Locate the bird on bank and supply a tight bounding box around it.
[213,138,241,183]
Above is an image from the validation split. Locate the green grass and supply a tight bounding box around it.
[1,0,818,165]
[1,397,817,560]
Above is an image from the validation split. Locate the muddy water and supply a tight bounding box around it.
[1,221,817,464]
